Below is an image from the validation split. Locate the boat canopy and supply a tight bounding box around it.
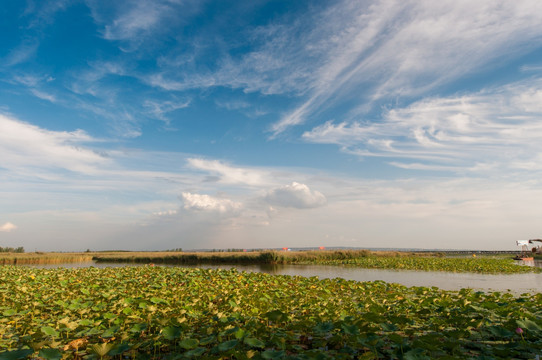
[516,239,542,246]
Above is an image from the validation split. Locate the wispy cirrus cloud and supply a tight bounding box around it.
[130,0,542,138]
[303,78,542,174]
[87,0,202,50]
[30,89,57,103]
[271,0,542,135]
[144,98,190,123]
[2,41,39,67]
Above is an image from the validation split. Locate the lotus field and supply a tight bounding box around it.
[1,265,542,359]
[299,256,542,274]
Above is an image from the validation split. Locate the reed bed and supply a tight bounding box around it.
[0,252,93,265]
[91,250,538,274]
[92,249,441,265]
[1,250,534,274]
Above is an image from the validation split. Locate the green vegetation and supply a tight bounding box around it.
[0,246,24,253]
[93,250,540,274]
[0,265,541,359]
[296,256,541,274]
[0,249,537,274]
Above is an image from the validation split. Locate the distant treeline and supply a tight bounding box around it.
[0,246,24,253]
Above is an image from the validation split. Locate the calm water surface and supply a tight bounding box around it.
[24,260,542,294]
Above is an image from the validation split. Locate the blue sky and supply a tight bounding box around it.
[2,0,542,251]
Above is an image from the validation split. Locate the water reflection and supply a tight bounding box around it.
[22,260,542,293]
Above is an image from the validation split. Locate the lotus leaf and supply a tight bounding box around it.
[38,348,62,360]
[0,265,540,359]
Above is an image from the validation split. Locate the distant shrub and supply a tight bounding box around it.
[0,246,24,253]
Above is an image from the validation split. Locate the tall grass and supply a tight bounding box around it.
[0,252,94,265]
[92,249,443,265]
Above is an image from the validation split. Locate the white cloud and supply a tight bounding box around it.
[187,158,269,186]
[180,192,242,215]
[265,182,327,209]
[30,89,57,103]
[303,78,542,175]
[88,0,202,49]
[0,114,107,174]
[0,222,17,232]
[2,41,39,67]
[12,74,48,87]
[144,99,190,122]
[270,0,542,135]
[103,2,164,41]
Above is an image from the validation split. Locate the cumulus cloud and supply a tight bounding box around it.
[265,182,327,209]
[0,222,17,232]
[180,192,242,215]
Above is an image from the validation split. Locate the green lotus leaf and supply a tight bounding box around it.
[2,309,16,317]
[162,326,181,341]
[517,319,542,333]
[199,335,215,346]
[244,337,265,348]
[485,326,513,338]
[380,322,399,332]
[90,343,115,357]
[0,349,34,360]
[218,339,238,351]
[314,322,334,333]
[102,313,116,320]
[102,325,120,338]
[184,347,206,357]
[150,297,168,305]
[341,323,359,335]
[179,338,199,350]
[41,326,59,337]
[108,343,132,356]
[262,350,286,359]
[38,348,62,360]
[402,348,431,360]
[387,333,404,344]
[129,322,148,333]
[264,310,288,322]
[234,328,246,339]
[122,307,133,315]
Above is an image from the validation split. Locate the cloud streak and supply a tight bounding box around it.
[187,158,270,187]
[0,114,107,175]
[303,78,542,175]
[270,0,542,135]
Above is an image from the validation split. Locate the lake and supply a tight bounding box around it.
[22,259,542,293]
